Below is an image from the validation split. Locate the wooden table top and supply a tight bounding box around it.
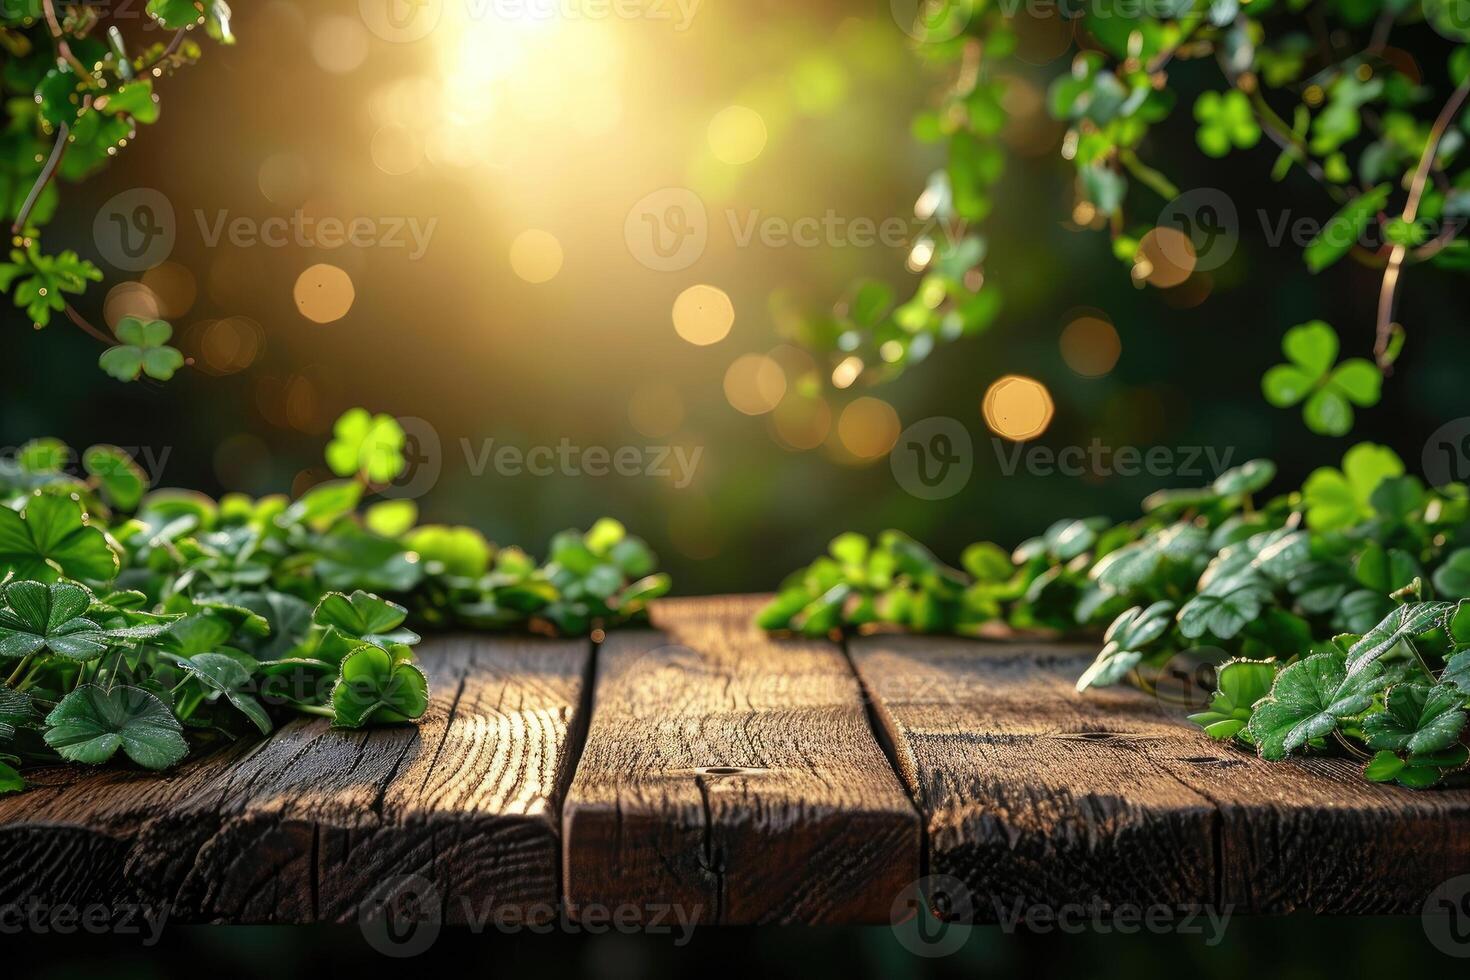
[2,596,1467,925]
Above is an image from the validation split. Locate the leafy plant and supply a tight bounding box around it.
[790,0,1470,436]
[0,408,671,794]
[1,2,231,377]
[1261,322,1382,436]
[759,443,1470,786]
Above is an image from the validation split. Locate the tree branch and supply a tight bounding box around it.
[63,303,116,346]
[1374,75,1470,370]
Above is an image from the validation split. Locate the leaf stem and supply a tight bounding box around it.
[11,120,71,235]
[1118,149,1180,202]
[292,704,335,719]
[1373,74,1470,371]
[1333,730,1372,761]
[4,654,36,689]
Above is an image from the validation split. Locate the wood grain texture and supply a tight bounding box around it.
[562,596,920,924]
[0,636,592,924]
[849,635,1470,916]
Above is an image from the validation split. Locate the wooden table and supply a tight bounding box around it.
[2,596,1467,925]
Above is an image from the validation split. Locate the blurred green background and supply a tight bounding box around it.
[3,0,1466,594]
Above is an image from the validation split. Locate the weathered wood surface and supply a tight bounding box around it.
[0,636,592,924]
[849,634,1470,916]
[562,596,920,924]
[3,597,1469,925]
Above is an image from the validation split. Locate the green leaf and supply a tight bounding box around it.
[0,493,119,582]
[83,445,149,512]
[146,0,206,29]
[1301,443,1404,531]
[278,479,362,530]
[1305,184,1390,273]
[1212,460,1276,497]
[1189,659,1277,741]
[325,409,406,484]
[313,590,419,647]
[1363,684,1468,755]
[1178,579,1271,640]
[1345,602,1455,676]
[364,500,418,538]
[404,525,492,579]
[43,684,188,770]
[0,685,36,741]
[1433,548,1470,598]
[1247,652,1387,760]
[0,580,108,661]
[331,645,430,727]
[98,317,185,382]
[1282,320,1339,375]
[1076,601,1175,690]
[172,652,272,735]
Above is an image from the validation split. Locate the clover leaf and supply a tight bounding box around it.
[313,590,420,648]
[1364,746,1470,788]
[1076,600,1176,691]
[0,581,109,661]
[0,493,118,582]
[1261,322,1381,436]
[1091,522,1207,593]
[325,409,407,484]
[330,645,429,728]
[1344,601,1456,676]
[1247,652,1387,760]
[98,317,185,383]
[171,652,272,735]
[43,684,188,769]
[1178,575,1272,640]
[1363,684,1468,755]
[1193,90,1260,157]
[1300,443,1404,531]
[83,445,149,512]
[1189,659,1278,742]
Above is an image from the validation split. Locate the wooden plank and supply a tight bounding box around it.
[850,635,1470,916]
[0,635,592,924]
[562,596,920,924]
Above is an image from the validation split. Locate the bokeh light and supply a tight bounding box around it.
[723,354,787,416]
[837,397,901,460]
[141,261,197,319]
[293,264,356,323]
[509,230,565,284]
[707,106,768,165]
[310,16,369,74]
[102,281,161,328]
[983,375,1055,441]
[672,285,734,346]
[770,393,832,451]
[1059,315,1122,377]
[1135,227,1197,289]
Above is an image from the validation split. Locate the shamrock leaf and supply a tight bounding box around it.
[1178,575,1272,640]
[43,684,188,769]
[83,445,149,512]
[1261,322,1381,436]
[405,525,492,579]
[0,581,109,661]
[1091,523,1207,593]
[325,409,407,484]
[98,317,185,382]
[0,493,119,582]
[1247,652,1388,760]
[1076,600,1176,691]
[1300,443,1404,531]
[331,645,429,728]
[1344,601,1455,676]
[313,590,420,648]
[1189,659,1277,742]
[171,652,272,735]
[1363,746,1469,788]
[1363,684,1468,755]
[1194,90,1260,157]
